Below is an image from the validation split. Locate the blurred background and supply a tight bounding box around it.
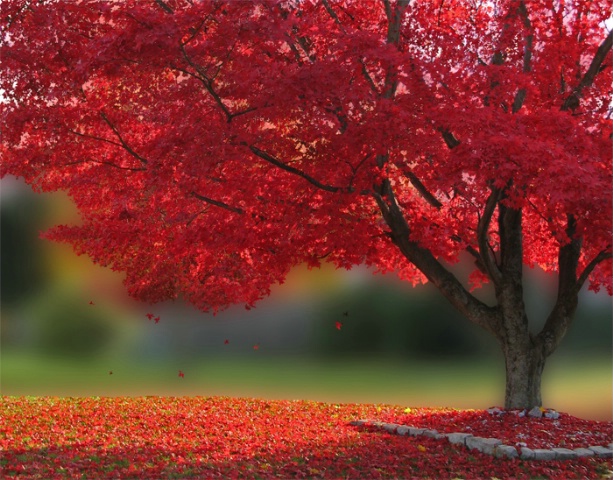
[1,176,611,420]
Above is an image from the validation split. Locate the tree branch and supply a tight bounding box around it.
[438,127,461,149]
[68,128,124,150]
[321,0,342,26]
[99,112,149,164]
[154,0,174,14]
[191,192,244,214]
[372,179,499,334]
[246,144,342,193]
[537,214,582,356]
[561,29,612,111]
[179,46,234,122]
[512,2,533,113]
[477,188,503,285]
[63,158,146,172]
[404,170,443,209]
[359,59,379,94]
[577,248,612,291]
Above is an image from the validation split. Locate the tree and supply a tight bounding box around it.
[1,0,611,409]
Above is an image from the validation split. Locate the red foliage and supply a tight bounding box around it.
[1,0,610,313]
[1,397,610,479]
[392,408,613,450]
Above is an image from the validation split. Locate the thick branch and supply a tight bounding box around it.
[561,29,612,111]
[373,180,499,334]
[517,1,533,74]
[381,0,409,99]
[247,144,342,193]
[154,0,174,14]
[577,248,613,290]
[191,192,244,214]
[438,128,461,149]
[556,215,582,297]
[477,189,503,285]
[498,203,524,284]
[511,0,533,114]
[405,170,443,209]
[321,0,342,26]
[537,215,581,356]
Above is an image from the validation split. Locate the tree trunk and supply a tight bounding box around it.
[502,340,545,409]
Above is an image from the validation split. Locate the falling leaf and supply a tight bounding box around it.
[342,311,349,317]
[224,339,229,345]
[253,344,259,350]
[109,371,113,375]
[335,321,343,330]
[146,313,154,320]
[154,316,160,324]
[89,301,95,305]
[418,445,427,452]
[178,370,185,378]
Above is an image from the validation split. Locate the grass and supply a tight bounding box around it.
[2,351,611,420]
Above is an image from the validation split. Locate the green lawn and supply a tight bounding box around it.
[1,351,610,420]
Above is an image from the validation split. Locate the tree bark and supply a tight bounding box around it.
[502,337,545,409]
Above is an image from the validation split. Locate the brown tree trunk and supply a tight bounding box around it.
[501,339,545,409]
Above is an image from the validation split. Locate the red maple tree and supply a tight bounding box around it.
[1,0,611,409]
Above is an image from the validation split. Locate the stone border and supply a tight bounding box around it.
[350,420,613,461]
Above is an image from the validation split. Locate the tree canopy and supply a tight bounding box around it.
[2,0,611,317]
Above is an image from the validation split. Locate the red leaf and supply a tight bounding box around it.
[335,321,343,330]
[178,370,185,378]
[224,339,229,345]
[146,313,154,320]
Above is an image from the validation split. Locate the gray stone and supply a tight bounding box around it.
[520,447,535,460]
[422,429,442,439]
[494,445,519,459]
[407,427,426,436]
[533,449,557,461]
[544,410,560,420]
[466,437,503,455]
[528,406,543,418]
[487,407,504,415]
[396,426,410,436]
[573,448,595,458]
[551,448,577,460]
[447,432,474,445]
[608,443,613,450]
[382,423,399,433]
[588,446,613,458]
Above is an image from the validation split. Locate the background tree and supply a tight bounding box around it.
[1,0,611,409]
